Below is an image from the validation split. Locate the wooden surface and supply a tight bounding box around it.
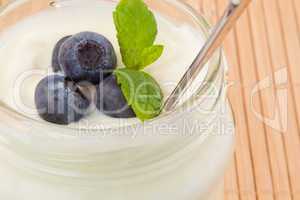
[187,0,300,199]
[0,0,299,199]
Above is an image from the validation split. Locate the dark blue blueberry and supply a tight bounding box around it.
[95,75,136,118]
[58,31,117,84]
[35,75,90,125]
[51,36,71,72]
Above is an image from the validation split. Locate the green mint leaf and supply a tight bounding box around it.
[114,68,163,121]
[113,0,164,70]
[139,45,164,69]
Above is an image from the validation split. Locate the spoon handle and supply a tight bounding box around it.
[163,0,252,112]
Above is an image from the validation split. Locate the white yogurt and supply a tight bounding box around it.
[0,0,207,129]
[0,1,234,200]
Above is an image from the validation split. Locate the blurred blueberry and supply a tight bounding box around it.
[51,35,71,72]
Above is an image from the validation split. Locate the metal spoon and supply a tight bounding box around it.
[163,0,252,112]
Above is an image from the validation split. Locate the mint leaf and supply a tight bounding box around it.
[114,68,163,121]
[139,45,164,68]
[113,0,164,70]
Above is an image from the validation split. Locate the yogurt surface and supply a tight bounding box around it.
[0,0,206,129]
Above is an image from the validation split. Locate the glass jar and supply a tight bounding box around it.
[0,0,235,200]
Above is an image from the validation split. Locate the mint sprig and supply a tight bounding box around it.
[114,69,163,121]
[113,0,164,121]
[113,0,164,70]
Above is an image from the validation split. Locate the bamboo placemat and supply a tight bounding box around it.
[1,0,300,199]
[187,0,300,199]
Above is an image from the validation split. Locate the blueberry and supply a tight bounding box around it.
[95,75,136,118]
[58,31,117,84]
[51,36,71,72]
[35,75,90,125]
